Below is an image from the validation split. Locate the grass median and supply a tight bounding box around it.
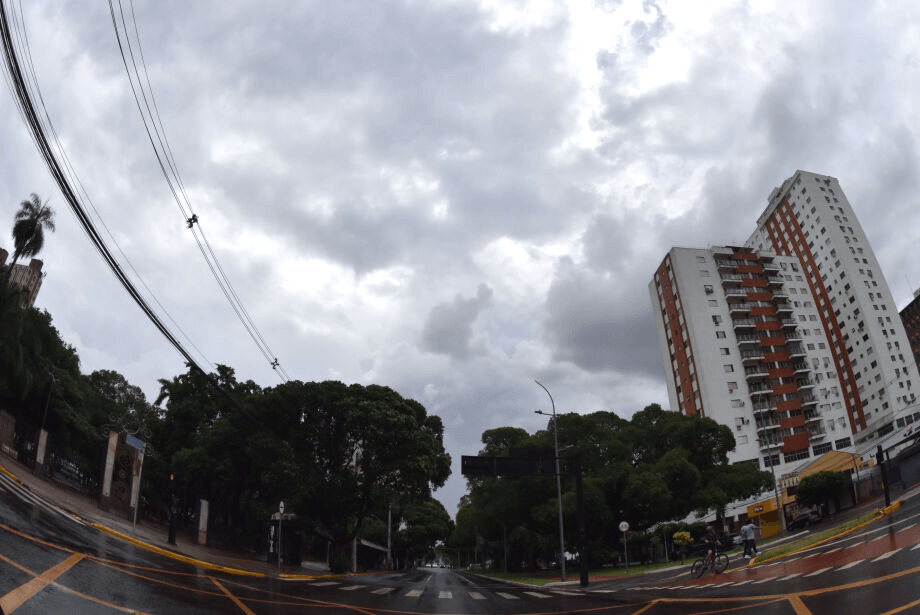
[752,509,881,563]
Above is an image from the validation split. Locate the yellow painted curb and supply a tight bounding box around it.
[0,463,26,485]
[86,520,265,577]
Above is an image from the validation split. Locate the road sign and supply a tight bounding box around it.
[461,456,496,476]
[619,521,629,532]
[125,434,144,450]
[279,501,284,514]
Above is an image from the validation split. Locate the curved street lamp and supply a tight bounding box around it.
[534,379,566,582]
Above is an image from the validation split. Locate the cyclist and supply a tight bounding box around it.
[702,526,719,565]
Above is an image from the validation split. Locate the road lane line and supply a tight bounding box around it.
[837,560,864,570]
[496,591,519,599]
[805,567,832,577]
[911,543,920,551]
[468,591,485,600]
[1,553,84,613]
[872,549,903,562]
[311,581,339,586]
[523,591,551,598]
[340,585,363,591]
[371,587,395,594]
[405,589,422,597]
[752,577,774,584]
[210,577,257,615]
[778,573,803,581]
[438,591,452,599]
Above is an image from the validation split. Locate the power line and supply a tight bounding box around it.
[0,0,203,376]
[108,0,290,382]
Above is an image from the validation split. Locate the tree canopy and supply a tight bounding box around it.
[452,404,774,570]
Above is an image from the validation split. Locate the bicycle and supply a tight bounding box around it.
[690,548,729,578]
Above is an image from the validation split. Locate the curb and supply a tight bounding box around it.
[84,519,266,577]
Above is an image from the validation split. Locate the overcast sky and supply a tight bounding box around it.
[3,0,920,516]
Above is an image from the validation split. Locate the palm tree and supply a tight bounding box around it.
[4,193,55,288]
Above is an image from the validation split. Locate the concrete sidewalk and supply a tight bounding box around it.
[0,456,321,578]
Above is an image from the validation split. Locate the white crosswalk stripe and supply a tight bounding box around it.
[339,585,362,591]
[311,581,338,586]
[496,592,519,599]
[778,573,802,581]
[872,549,902,562]
[371,587,396,594]
[405,589,422,597]
[468,591,486,600]
[523,591,551,598]
[752,577,774,584]
[911,543,920,551]
[438,591,452,599]
[805,567,832,577]
[838,560,864,570]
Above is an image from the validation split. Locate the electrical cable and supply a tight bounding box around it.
[109,0,290,382]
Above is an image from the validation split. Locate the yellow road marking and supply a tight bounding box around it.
[0,553,83,613]
[787,594,814,615]
[211,576,257,615]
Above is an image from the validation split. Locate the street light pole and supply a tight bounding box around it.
[768,445,785,534]
[534,379,566,583]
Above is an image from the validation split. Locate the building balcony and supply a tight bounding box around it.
[736,333,762,346]
[741,349,765,364]
[796,378,815,390]
[780,318,798,328]
[732,318,756,329]
[720,273,743,286]
[762,261,779,273]
[800,392,817,406]
[775,301,793,314]
[787,343,806,357]
[766,275,785,287]
[745,366,769,381]
[792,362,810,374]
[729,302,752,315]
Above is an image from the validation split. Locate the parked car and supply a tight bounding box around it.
[788,510,822,530]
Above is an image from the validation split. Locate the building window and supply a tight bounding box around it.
[716,331,727,339]
[784,448,810,463]
[834,437,852,449]
[720,348,730,355]
[813,442,832,456]
[724,364,734,373]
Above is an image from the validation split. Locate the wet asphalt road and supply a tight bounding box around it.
[2,467,920,614]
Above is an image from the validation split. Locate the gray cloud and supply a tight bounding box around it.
[4,0,920,516]
[421,284,494,359]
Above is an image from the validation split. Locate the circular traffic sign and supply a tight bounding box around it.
[619,521,629,532]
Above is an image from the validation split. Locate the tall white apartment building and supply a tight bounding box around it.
[649,171,919,479]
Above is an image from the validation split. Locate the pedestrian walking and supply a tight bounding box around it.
[740,520,758,558]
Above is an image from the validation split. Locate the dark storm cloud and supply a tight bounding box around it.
[543,255,660,377]
[421,284,494,359]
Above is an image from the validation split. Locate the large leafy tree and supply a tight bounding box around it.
[796,470,847,511]
[257,380,451,568]
[457,404,774,569]
[5,193,55,288]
